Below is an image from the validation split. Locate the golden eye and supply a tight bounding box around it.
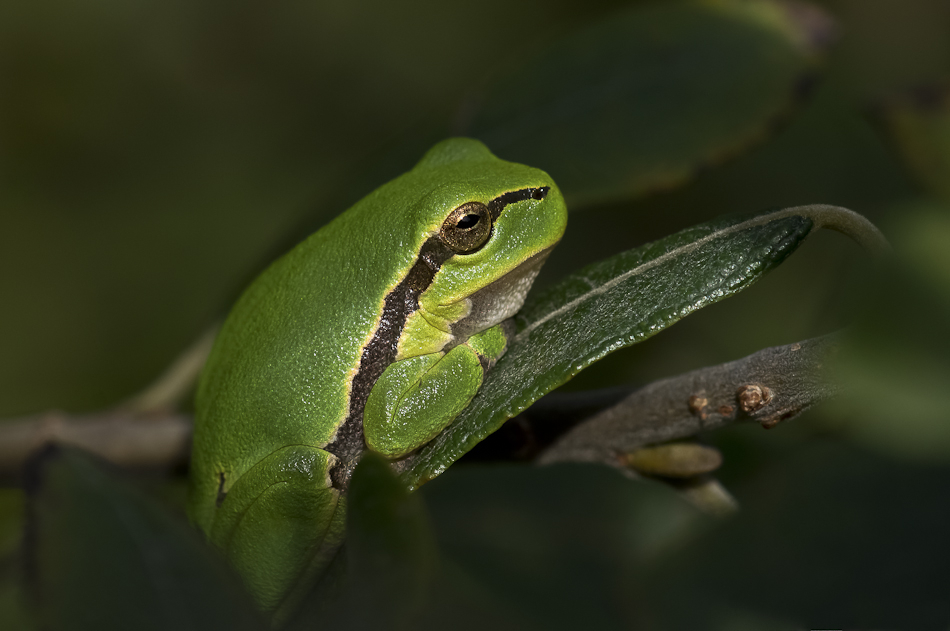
[440,201,492,253]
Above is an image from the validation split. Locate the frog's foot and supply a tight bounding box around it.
[362,323,509,459]
[209,445,345,616]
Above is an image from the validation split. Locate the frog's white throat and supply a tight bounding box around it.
[449,247,553,343]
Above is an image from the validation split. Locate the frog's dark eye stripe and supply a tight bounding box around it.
[487,186,549,221]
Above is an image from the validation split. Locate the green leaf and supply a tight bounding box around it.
[402,205,882,489]
[26,446,265,631]
[461,0,834,206]
[876,84,950,202]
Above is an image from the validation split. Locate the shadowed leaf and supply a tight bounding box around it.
[26,446,265,631]
[287,452,437,631]
[345,452,437,628]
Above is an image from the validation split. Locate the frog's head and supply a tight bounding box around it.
[405,138,568,349]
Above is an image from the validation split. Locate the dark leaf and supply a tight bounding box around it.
[26,446,265,631]
[288,452,438,631]
[345,452,437,629]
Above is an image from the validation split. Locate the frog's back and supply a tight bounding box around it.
[188,183,428,529]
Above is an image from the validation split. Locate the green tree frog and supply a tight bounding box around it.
[188,138,567,614]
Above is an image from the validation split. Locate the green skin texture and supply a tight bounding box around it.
[188,138,567,614]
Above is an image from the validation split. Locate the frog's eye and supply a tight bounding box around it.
[440,201,492,253]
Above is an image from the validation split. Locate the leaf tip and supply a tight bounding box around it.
[782,204,891,256]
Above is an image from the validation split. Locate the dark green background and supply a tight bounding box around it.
[2,1,949,629]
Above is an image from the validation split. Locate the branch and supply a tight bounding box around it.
[118,324,217,414]
[0,335,840,487]
[0,326,216,480]
[535,333,841,468]
[0,411,191,480]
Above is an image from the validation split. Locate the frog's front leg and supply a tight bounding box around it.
[363,323,509,458]
[209,445,345,615]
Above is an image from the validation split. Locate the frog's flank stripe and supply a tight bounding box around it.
[325,186,549,489]
[325,235,453,474]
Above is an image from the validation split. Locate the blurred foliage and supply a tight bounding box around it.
[641,442,950,629]
[463,0,833,205]
[2,0,950,628]
[416,442,950,629]
[876,84,950,201]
